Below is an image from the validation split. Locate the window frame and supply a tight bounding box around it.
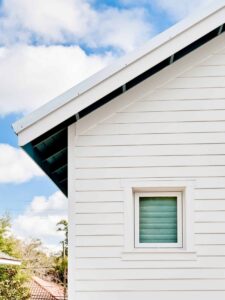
[134,191,183,248]
[122,180,196,260]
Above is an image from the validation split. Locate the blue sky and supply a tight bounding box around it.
[0,113,57,213]
[0,0,217,251]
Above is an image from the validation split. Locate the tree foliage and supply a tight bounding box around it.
[19,239,54,279]
[0,215,30,300]
[57,219,68,256]
[50,220,68,288]
[0,215,69,299]
[0,266,30,300]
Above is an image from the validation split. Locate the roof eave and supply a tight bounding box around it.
[13,2,225,146]
[0,258,21,265]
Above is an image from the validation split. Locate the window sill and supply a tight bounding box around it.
[121,248,196,261]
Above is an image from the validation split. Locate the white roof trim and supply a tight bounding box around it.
[0,252,21,265]
[13,1,225,144]
[0,258,21,265]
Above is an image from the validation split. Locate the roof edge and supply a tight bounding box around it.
[0,252,21,265]
[12,1,225,137]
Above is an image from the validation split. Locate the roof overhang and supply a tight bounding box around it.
[12,2,225,195]
[0,253,21,265]
[0,259,21,265]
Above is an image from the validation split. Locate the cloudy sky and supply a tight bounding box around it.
[0,0,218,252]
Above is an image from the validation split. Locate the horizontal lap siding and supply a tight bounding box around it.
[76,132,225,146]
[75,223,225,235]
[74,144,225,157]
[76,223,225,235]
[75,269,225,280]
[75,280,225,291]
[164,77,225,88]
[75,213,123,225]
[74,232,225,246]
[76,256,225,269]
[201,54,225,65]
[73,43,225,298]
[183,65,225,77]
[83,121,225,136]
[127,99,225,112]
[76,155,225,168]
[75,167,225,179]
[75,245,225,258]
[81,110,225,124]
[75,292,225,300]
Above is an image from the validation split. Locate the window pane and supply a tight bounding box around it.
[139,197,177,243]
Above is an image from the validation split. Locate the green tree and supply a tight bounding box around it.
[57,219,68,256]
[0,266,30,300]
[48,219,68,299]
[53,255,68,284]
[19,239,54,278]
[0,215,30,300]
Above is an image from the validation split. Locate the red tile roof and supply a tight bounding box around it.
[29,276,66,300]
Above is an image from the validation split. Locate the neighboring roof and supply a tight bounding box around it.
[0,251,21,265]
[12,2,225,195]
[29,276,65,300]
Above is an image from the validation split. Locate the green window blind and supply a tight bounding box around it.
[139,197,178,244]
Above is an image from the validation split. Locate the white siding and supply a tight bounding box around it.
[69,33,225,299]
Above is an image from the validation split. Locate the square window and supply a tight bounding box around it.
[135,192,183,248]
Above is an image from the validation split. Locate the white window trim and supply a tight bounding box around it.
[135,191,183,248]
[121,180,196,260]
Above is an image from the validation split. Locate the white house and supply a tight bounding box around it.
[13,2,225,300]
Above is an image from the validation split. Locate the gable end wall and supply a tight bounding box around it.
[68,32,225,300]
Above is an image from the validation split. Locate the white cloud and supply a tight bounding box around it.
[120,0,220,20]
[0,0,221,117]
[0,1,154,116]
[86,7,152,53]
[0,0,153,52]
[29,193,66,215]
[0,143,44,183]
[0,0,94,44]
[152,0,217,20]
[0,45,113,115]
[12,191,68,253]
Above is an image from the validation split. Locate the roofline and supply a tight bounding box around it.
[0,258,21,265]
[12,1,225,141]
